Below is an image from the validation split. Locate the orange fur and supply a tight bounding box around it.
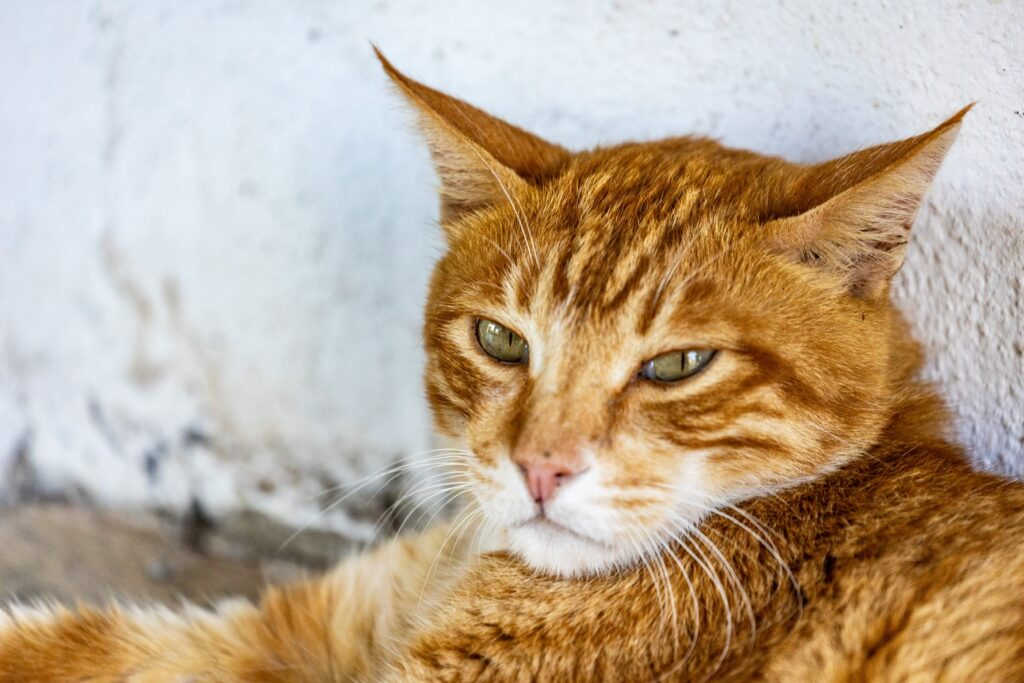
[1,52,1021,682]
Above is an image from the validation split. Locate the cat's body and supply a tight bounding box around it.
[393,410,1024,682]
[3,418,1023,681]
[2,52,1022,681]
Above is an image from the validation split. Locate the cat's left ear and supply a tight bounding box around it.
[374,47,571,229]
[768,106,970,298]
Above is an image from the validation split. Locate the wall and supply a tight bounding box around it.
[1,1,1021,539]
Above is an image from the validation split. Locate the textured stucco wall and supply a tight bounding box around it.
[1,1,1022,537]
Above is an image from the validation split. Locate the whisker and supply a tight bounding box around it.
[279,450,475,551]
[623,523,669,635]
[654,484,803,619]
[643,532,684,663]
[667,529,733,676]
[311,449,475,501]
[652,232,738,325]
[649,533,680,647]
[392,482,473,540]
[686,525,756,646]
[652,535,701,682]
[697,500,803,618]
[385,487,469,601]
[418,505,484,607]
[474,233,521,275]
[638,522,679,644]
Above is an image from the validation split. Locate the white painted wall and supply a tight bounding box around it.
[1,1,1022,537]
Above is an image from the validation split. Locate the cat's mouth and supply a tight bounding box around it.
[517,515,612,549]
[506,512,637,576]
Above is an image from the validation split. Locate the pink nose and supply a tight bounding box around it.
[516,457,584,504]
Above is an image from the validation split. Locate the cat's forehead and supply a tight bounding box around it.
[546,138,794,230]
[443,140,795,335]
[467,141,792,320]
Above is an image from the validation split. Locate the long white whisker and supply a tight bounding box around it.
[655,484,803,620]
[696,500,803,618]
[687,524,756,646]
[668,530,733,676]
[385,477,473,536]
[319,449,475,491]
[650,535,680,648]
[386,487,468,600]
[464,505,494,568]
[393,482,473,540]
[415,503,475,605]
[322,451,472,511]
[278,452,475,552]
[653,535,700,682]
[632,522,676,644]
[475,233,521,274]
[624,523,668,635]
[418,506,484,608]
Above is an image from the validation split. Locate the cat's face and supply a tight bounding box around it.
[380,51,963,577]
[422,147,892,577]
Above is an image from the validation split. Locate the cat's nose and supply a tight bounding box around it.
[515,454,586,505]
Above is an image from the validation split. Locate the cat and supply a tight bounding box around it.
[1,48,1022,682]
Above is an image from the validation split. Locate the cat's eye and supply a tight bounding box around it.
[640,349,716,383]
[475,319,528,364]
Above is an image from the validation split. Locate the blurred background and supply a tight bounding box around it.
[1,1,1022,601]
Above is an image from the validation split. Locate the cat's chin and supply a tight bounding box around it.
[506,517,636,578]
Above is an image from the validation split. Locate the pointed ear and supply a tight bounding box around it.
[374,47,571,226]
[768,106,970,298]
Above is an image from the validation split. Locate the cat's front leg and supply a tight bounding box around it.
[0,521,473,682]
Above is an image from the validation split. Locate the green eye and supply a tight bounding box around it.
[640,349,716,383]
[475,319,528,364]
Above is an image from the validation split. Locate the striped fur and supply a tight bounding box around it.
[1,54,1020,681]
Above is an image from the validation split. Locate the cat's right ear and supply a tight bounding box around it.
[375,47,570,229]
[766,107,967,298]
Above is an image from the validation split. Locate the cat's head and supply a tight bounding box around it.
[379,50,965,577]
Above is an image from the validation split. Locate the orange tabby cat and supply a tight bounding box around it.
[2,50,1022,682]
